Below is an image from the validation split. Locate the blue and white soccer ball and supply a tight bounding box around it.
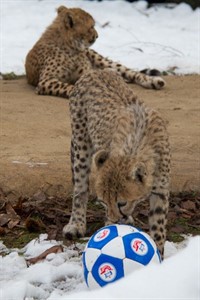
[82,224,161,289]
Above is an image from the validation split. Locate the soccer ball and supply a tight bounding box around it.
[82,224,161,289]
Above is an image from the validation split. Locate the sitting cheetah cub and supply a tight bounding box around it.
[64,69,170,258]
[25,5,165,98]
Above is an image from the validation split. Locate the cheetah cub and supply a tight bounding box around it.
[25,5,165,98]
[64,69,170,258]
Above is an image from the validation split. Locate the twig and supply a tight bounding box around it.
[117,40,184,57]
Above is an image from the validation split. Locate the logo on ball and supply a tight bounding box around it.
[98,263,116,282]
[94,228,110,242]
[131,238,148,255]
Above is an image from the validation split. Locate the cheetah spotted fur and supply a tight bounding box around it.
[25,5,166,98]
[64,69,170,259]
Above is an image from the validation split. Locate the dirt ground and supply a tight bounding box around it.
[1,75,200,200]
[0,75,200,246]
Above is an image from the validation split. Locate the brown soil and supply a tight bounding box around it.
[1,75,200,199]
[0,75,200,247]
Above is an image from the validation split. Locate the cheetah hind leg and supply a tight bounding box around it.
[133,73,166,90]
[140,68,161,76]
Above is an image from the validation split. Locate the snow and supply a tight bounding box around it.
[0,234,199,299]
[1,0,200,75]
[0,1,200,299]
[0,234,86,299]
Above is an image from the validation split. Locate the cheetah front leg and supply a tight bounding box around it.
[149,192,169,259]
[63,190,89,239]
[63,139,92,239]
[36,77,73,98]
[87,49,165,90]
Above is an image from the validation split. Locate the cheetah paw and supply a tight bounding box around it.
[151,77,166,90]
[35,87,40,95]
[62,223,86,240]
[35,86,43,95]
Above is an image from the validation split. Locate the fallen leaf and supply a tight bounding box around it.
[168,211,177,220]
[13,196,25,213]
[174,205,191,215]
[25,216,46,232]
[171,226,185,233]
[47,227,58,240]
[5,202,21,228]
[0,214,11,226]
[33,190,46,202]
[190,214,200,225]
[8,219,20,229]
[26,245,63,265]
[182,213,192,219]
[181,200,196,211]
[0,201,6,211]
[0,226,5,235]
[6,202,19,218]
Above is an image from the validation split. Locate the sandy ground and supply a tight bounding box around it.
[0,75,200,201]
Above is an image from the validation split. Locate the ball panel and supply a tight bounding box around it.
[123,257,144,274]
[116,224,139,237]
[87,225,118,250]
[151,249,162,264]
[101,236,125,259]
[82,252,89,286]
[156,249,162,263]
[92,254,124,287]
[87,272,100,289]
[123,232,155,265]
[116,224,140,237]
[84,248,101,271]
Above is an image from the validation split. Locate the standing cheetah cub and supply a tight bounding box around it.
[64,69,170,258]
[25,5,165,98]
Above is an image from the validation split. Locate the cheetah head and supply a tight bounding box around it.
[56,6,98,49]
[91,149,156,225]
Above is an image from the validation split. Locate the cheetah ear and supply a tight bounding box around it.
[93,150,109,169]
[65,13,74,29]
[57,6,74,28]
[57,6,67,14]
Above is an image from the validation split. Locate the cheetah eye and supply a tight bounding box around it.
[98,199,107,208]
[117,201,127,208]
[131,163,147,184]
[94,150,109,169]
[89,25,95,31]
